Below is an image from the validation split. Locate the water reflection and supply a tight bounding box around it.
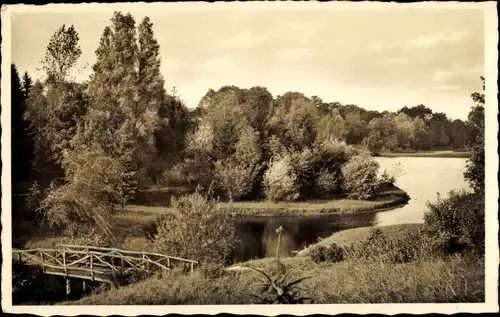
[232,211,378,263]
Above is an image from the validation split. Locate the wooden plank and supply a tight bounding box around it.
[44,271,111,284]
[66,255,90,267]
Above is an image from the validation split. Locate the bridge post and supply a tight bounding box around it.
[63,250,67,276]
[66,278,71,297]
[90,253,94,281]
[82,280,86,293]
[40,252,45,273]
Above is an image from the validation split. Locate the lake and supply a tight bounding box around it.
[232,156,470,263]
[373,156,471,226]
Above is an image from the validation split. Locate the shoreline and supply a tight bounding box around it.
[375,150,470,158]
[222,185,411,219]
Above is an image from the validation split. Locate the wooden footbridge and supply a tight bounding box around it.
[13,244,198,292]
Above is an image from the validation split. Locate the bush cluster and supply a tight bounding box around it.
[200,262,227,279]
[344,228,431,263]
[423,190,484,255]
[310,243,345,263]
[263,140,384,202]
[310,228,432,264]
[152,191,238,265]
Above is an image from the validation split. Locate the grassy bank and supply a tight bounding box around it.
[122,184,409,217]
[377,150,471,158]
[219,185,409,216]
[296,223,423,256]
[63,253,484,305]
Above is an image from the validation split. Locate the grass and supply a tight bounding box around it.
[377,150,471,158]
[218,185,410,216]
[296,223,424,256]
[63,254,484,304]
[116,186,409,217]
[16,209,158,251]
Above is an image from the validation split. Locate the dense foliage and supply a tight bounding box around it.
[152,191,238,265]
[423,77,485,256]
[12,11,484,238]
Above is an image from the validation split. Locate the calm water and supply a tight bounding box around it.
[233,157,470,263]
[373,157,470,226]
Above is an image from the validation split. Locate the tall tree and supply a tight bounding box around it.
[11,65,35,182]
[40,24,82,85]
[464,76,485,193]
[316,108,346,143]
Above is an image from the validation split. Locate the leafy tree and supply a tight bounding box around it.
[450,119,469,149]
[398,104,434,124]
[269,94,318,151]
[42,82,89,162]
[393,112,415,150]
[241,86,273,136]
[464,77,485,193]
[363,115,399,152]
[412,117,431,150]
[263,154,300,202]
[214,125,263,200]
[316,108,347,143]
[344,109,367,145]
[154,92,192,176]
[40,24,82,85]
[37,144,130,238]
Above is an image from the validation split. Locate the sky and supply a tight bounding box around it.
[10,8,485,120]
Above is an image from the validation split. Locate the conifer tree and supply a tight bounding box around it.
[12,64,34,182]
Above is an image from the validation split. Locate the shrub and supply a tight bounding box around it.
[309,243,345,263]
[309,245,327,263]
[424,190,484,255]
[341,154,380,200]
[200,263,227,279]
[62,222,113,247]
[324,243,345,262]
[263,154,300,202]
[152,191,238,265]
[122,237,152,252]
[318,139,359,167]
[344,227,431,264]
[315,168,341,198]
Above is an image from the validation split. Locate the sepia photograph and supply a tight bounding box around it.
[1,1,498,315]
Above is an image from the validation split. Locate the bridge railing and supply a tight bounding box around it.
[57,244,198,271]
[13,245,199,283]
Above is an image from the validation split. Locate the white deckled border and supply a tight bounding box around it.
[1,1,498,315]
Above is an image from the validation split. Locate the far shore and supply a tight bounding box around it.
[375,150,470,158]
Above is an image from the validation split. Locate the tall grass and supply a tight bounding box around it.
[65,254,483,305]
